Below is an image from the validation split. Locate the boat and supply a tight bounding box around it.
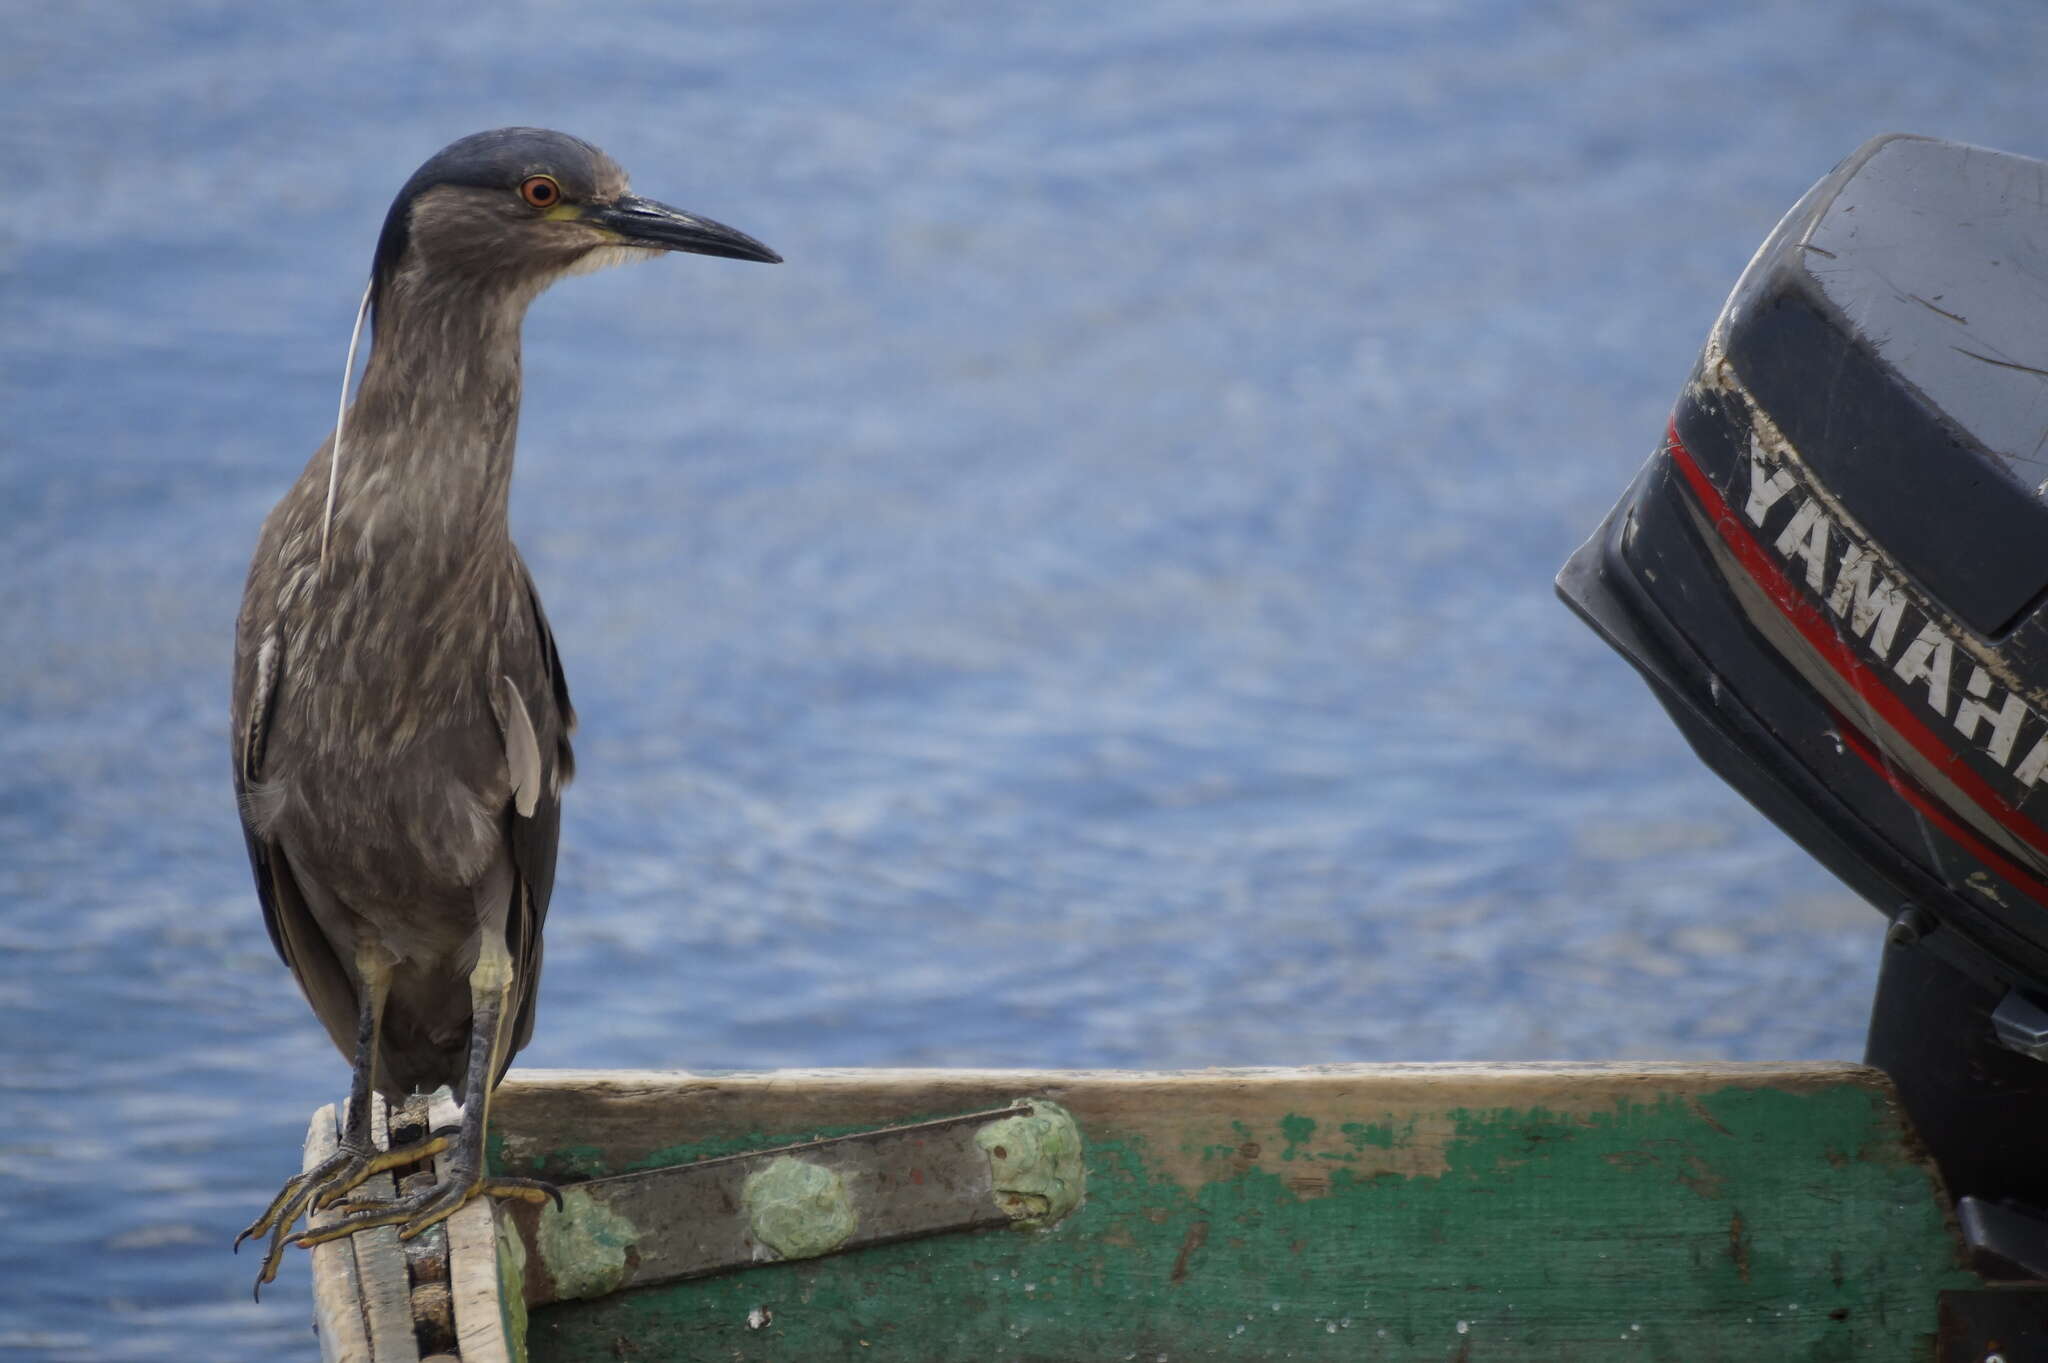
[302,1061,1994,1361]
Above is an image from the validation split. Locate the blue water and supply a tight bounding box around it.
[4,2,2043,1356]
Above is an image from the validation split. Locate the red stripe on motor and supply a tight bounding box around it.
[1663,421,2048,867]
[1835,719,2048,908]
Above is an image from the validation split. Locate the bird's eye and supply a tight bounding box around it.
[520,175,562,209]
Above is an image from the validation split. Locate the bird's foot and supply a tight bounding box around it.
[236,1128,451,1295]
[298,1169,560,1246]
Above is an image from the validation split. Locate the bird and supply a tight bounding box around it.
[230,127,779,1291]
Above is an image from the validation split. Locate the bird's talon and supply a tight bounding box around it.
[323,1184,417,1216]
[481,1176,560,1208]
[288,1168,554,1246]
[238,1130,448,1290]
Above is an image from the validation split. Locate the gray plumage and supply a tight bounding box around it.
[232,128,777,1289]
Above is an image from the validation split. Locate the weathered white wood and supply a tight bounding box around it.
[433,1091,516,1363]
[304,1103,372,1363]
[351,1092,421,1363]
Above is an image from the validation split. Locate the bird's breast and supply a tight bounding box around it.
[260,546,535,898]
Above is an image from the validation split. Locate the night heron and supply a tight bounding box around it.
[230,128,778,1290]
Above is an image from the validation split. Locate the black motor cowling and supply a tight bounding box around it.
[1560,133,2048,1231]
[1563,132,2048,997]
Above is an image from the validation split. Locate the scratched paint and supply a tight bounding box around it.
[522,1081,1973,1361]
[495,1208,533,1346]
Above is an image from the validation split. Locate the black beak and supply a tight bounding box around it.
[591,193,782,264]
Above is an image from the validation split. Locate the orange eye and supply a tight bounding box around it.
[520,175,562,209]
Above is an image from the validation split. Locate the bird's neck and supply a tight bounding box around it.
[332,282,536,547]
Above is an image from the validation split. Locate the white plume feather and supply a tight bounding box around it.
[318,279,374,579]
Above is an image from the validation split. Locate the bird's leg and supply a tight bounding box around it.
[237,956,448,1294]
[297,933,556,1247]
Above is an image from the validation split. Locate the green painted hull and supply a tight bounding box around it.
[306,1064,1988,1361]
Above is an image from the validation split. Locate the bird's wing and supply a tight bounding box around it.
[232,626,360,1059]
[499,560,574,1070]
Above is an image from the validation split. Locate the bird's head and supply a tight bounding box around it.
[368,127,780,323]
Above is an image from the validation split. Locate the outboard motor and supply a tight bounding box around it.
[1560,133,2048,1275]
